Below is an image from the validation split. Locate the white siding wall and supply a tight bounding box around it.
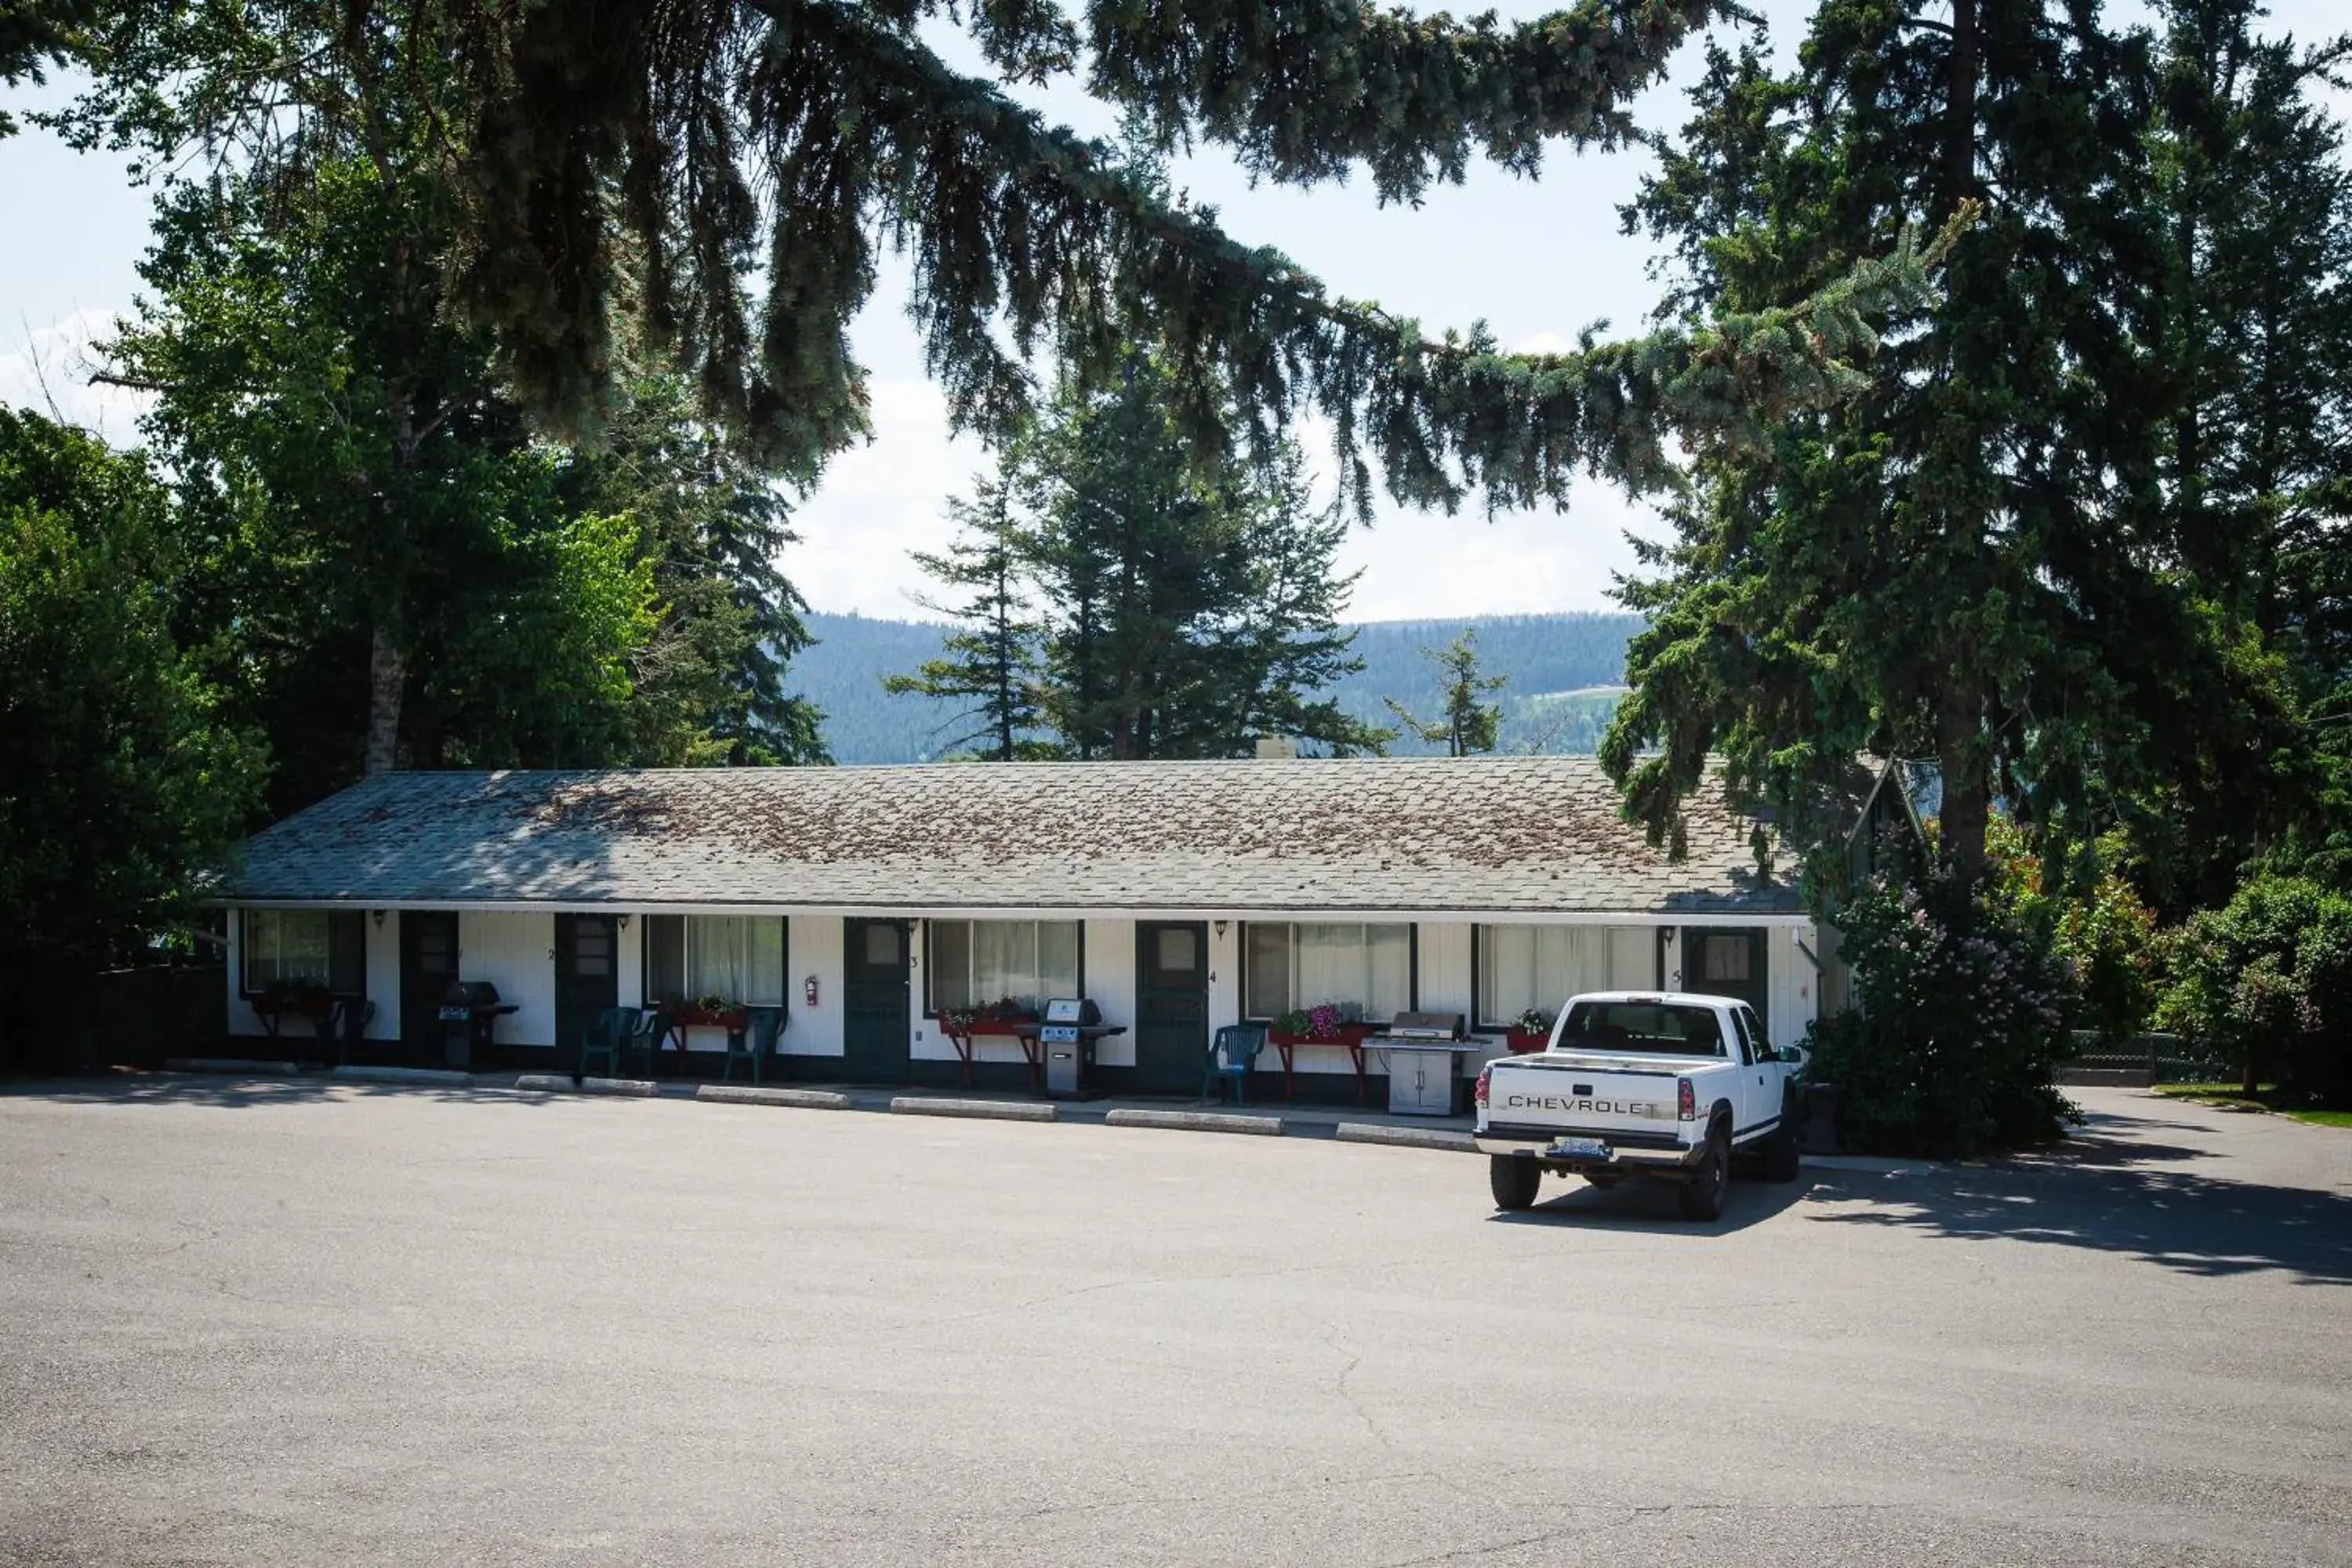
[908,918,952,1062]
[1084,918,1137,1067]
[1207,920,1240,1038]
[458,911,555,1047]
[1769,922,1820,1052]
[223,913,262,1038]
[1414,923,1472,1017]
[615,916,644,1022]
[1613,927,1660,990]
[1413,923,1479,1079]
[365,913,399,1039]
[786,915,844,1058]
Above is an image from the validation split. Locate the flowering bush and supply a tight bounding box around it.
[1806,871,2079,1156]
[1308,1004,1346,1040]
[1515,1007,1554,1035]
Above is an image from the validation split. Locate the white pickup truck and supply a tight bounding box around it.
[1472,991,1806,1221]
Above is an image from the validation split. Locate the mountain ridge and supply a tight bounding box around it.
[783,609,1643,764]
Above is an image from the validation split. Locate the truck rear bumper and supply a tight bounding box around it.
[1474,1134,1703,1170]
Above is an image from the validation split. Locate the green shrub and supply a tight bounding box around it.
[2159,875,2352,1105]
[1806,873,2080,1157]
[2053,871,2163,1044]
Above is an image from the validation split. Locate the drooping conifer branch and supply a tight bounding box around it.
[421,0,1951,510]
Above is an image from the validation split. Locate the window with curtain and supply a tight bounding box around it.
[1243,923,1411,1022]
[644,915,785,1005]
[242,909,365,994]
[927,920,1081,1013]
[1478,925,1657,1025]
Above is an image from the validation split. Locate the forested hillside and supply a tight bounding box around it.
[786,611,1640,763]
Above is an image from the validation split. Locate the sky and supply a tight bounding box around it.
[2,0,2343,622]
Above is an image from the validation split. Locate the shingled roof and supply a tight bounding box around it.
[217,758,1800,917]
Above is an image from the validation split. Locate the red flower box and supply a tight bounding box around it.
[674,1005,749,1031]
[1505,1029,1549,1054]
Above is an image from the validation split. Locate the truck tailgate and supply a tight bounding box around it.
[1480,1053,1702,1140]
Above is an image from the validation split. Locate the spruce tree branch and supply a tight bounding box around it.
[1083,0,1749,201]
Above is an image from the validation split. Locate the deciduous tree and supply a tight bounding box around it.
[0,408,263,1048]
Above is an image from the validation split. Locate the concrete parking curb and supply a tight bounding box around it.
[1804,1154,1936,1174]
[331,1065,472,1087]
[697,1085,853,1110]
[1105,1108,1283,1137]
[890,1096,1058,1123]
[514,1074,656,1097]
[1334,1122,1476,1154]
[165,1057,300,1076]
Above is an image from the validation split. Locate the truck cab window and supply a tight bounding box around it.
[1559,1000,1730,1057]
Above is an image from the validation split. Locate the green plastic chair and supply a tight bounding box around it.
[325,996,376,1068]
[626,1007,669,1077]
[724,1007,787,1084]
[577,1007,641,1081]
[1200,1024,1268,1106]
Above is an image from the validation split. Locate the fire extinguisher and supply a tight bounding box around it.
[804,975,819,1007]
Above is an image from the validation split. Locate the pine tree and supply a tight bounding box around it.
[885,473,1051,761]
[1598,0,2307,883]
[906,356,1385,759]
[1386,630,1506,757]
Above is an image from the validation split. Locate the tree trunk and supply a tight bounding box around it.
[1946,0,1978,212]
[1936,681,1991,888]
[365,618,405,775]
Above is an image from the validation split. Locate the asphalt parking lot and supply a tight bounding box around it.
[2,1080,2348,1566]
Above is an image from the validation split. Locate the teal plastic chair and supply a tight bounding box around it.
[1200,1024,1268,1105]
[725,1007,786,1084]
[577,1006,641,1080]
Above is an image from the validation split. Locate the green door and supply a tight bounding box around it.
[554,914,619,1063]
[1681,927,1769,1020]
[843,918,911,1083]
[1133,921,1209,1094]
[399,912,460,1063]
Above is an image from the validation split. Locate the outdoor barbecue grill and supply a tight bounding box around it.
[1040,997,1125,1099]
[435,981,517,1071]
[1364,1011,1477,1116]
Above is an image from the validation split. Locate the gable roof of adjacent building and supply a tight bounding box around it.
[216,757,1804,918]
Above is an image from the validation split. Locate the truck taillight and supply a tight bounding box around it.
[1474,1064,1492,1109]
[1677,1076,1696,1121]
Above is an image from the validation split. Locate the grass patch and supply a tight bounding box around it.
[2155,1083,2352,1128]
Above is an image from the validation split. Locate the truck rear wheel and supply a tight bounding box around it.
[1489,1155,1541,1211]
[1677,1129,1730,1221]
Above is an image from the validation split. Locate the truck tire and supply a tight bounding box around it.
[1677,1128,1730,1221]
[1761,1116,1802,1183]
[1489,1154,1541,1211]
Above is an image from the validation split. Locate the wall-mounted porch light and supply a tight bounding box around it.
[371,909,387,929]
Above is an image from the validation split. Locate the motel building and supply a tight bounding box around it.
[212,755,1888,1102]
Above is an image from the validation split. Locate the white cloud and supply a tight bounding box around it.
[782,378,992,619]
[781,372,1660,622]
[0,309,148,445]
